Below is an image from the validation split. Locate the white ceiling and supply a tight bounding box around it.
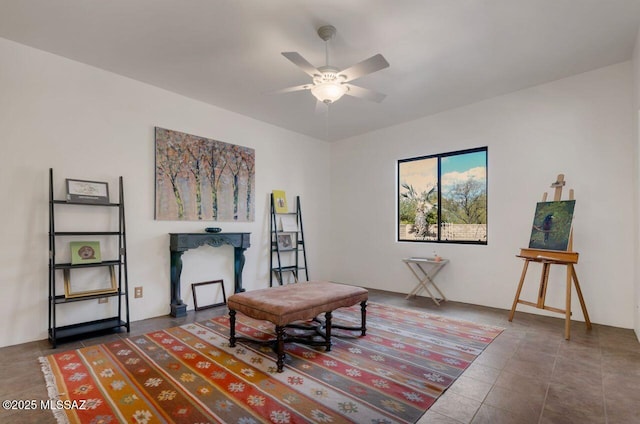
[1,0,639,142]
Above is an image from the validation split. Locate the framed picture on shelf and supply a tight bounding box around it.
[280,214,298,232]
[64,266,117,298]
[272,190,288,213]
[277,233,293,250]
[70,241,102,265]
[66,178,109,204]
[191,280,227,310]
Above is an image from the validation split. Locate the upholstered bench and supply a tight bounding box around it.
[228,281,368,372]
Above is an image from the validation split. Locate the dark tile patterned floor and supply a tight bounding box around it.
[0,289,638,423]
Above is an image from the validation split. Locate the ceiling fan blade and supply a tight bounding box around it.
[344,84,387,103]
[338,54,389,82]
[268,84,313,94]
[282,52,320,77]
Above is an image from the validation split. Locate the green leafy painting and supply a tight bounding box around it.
[529,200,575,251]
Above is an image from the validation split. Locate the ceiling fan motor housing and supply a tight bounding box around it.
[315,66,345,83]
[317,25,337,41]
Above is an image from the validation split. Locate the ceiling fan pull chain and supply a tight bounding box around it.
[325,103,330,140]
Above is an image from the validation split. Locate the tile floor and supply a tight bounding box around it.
[0,289,638,423]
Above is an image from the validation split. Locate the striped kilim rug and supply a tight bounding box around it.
[40,302,503,423]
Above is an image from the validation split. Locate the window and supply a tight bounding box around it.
[398,147,487,244]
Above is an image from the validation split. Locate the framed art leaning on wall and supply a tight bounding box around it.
[70,241,102,265]
[63,266,117,298]
[191,280,227,310]
[277,233,293,250]
[66,178,109,204]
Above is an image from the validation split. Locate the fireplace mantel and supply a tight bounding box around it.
[169,232,251,317]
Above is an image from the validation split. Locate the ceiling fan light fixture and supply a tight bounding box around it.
[311,81,348,104]
[277,24,388,107]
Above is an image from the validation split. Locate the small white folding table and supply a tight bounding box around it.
[403,257,449,305]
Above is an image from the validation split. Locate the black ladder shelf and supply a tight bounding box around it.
[269,195,308,286]
[48,168,130,347]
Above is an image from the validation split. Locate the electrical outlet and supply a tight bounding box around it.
[134,286,143,298]
[98,297,108,304]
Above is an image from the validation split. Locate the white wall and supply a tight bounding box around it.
[0,37,331,348]
[330,62,636,329]
[633,28,640,340]
[1,35,637,348]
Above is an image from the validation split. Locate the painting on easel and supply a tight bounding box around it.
[529,200,575,251]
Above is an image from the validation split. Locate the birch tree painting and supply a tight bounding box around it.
[155,127,255,222]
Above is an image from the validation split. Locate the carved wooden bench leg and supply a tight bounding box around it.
[329,301,368,336]
[229,309,237,347]
[360,301,367,336]
[325,311,332,352]
[275,325,285,372]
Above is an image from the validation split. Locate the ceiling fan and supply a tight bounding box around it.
[276,25,390,108]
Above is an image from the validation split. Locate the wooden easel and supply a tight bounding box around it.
[508,174,591,340]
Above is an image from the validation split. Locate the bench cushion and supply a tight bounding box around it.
[227,281,368,326]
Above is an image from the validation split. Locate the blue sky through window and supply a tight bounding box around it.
[441,150,487,193]
[441,151,486,174]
